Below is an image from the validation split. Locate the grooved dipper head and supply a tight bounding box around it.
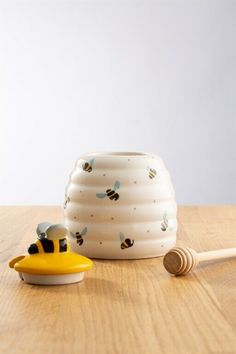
[163,247,198,275]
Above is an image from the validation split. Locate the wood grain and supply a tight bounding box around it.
[0,206,236,354]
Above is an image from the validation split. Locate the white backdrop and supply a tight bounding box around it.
[0,0,235,205]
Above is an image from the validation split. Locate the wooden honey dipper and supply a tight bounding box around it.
[163,246,236,275]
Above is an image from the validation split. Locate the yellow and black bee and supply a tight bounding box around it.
[74,227,88,246]
[96,181,120,201]
[120,232,134,250]
[64,195,70,209]
[28,224,69,254]
[82,158,95,173]
[147,166,157,179]
[161,213,168,231]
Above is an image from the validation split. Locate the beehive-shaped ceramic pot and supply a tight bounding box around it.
[64,152,177,259]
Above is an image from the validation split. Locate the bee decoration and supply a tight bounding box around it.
[28,224,69,255]
[161,213,168,231]
[64,195,70,209]
[147,166,157,179]
[82,158,95,173]
[74,227,88,246]
[119,232,134,250]
[96,181,121,201]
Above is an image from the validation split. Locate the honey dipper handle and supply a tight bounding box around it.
[198,248,236,263]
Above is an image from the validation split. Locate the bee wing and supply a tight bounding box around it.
[89,158,95,165]
[36,222,51,237]
[119,232,125,241]
[96,193,106,198]
[114,181,120,191]
[70,231,76,238]
[81,227,88,236]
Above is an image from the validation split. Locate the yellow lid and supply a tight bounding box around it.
[10,252,93,275]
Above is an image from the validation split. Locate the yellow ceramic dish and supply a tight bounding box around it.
[9,223,93,285]
[10,252,93,275]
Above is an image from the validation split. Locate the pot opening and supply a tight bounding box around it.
[84,152,150,157]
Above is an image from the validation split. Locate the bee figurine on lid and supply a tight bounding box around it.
[9,223,93,285]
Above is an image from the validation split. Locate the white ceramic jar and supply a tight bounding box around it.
[64,152,177,259]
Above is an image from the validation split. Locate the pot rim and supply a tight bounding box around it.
[80,151,155,158]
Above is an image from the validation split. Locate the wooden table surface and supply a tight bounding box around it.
[0,206,236,354]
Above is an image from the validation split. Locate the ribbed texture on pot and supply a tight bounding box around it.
[64,152,177,259]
